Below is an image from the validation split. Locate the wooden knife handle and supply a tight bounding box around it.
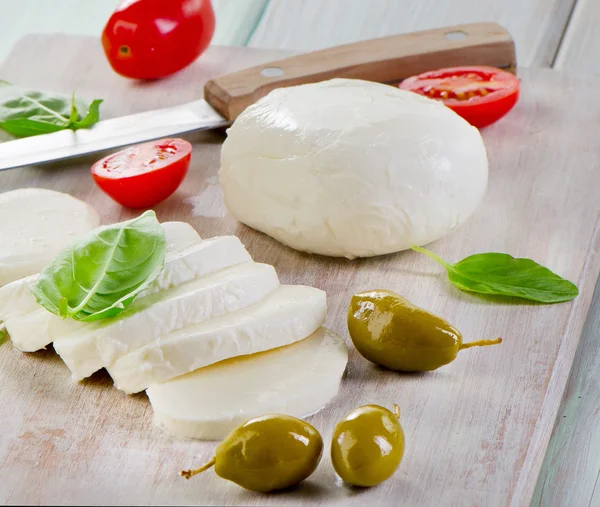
[204,22,516,121]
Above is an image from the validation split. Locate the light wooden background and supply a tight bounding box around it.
[0,1,599,506]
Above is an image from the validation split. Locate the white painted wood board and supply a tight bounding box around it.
[529,1,600,504]
[554,0,600,75]
[248,0,576,67]
[531,276,600,507]
[1,34,599,507]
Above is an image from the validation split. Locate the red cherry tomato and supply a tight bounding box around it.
[91,139,192,209]
[399,66,520,128]
[102,0,215,80]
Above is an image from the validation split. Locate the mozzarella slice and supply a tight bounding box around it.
[4,310,88,352]
[0,188,100,286]
[54,262,280,379]
[160,221,202,252]
[108,284,327,394]
[0,221,204,323]
[0,274,39,322]
[2,224,237,353]
[147,327,347,440]
[138,236,251,299]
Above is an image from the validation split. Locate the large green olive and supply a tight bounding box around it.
[348,289,501,371]
[180,414,323,492]
[331,404,405,487]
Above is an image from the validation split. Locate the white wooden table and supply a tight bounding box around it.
[1,1,599,506]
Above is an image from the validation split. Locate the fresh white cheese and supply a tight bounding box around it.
[0,188,100,285]
[0,222,220,352]
[4,310,88,352]
[138,236,252,298]
[220,78,489,259]
[6,237,253,353]
[54,262,280,379]
[108,284,327,394]
[0,221,203,323]
[0,274,40,322]
[160,221,202,252]
[146,327,347,440]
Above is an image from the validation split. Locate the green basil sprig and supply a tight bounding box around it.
[0,81,103,137]
[412,246,579,304]
[31,211,167,322]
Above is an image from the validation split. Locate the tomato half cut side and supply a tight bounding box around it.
[399,66,520,128]
[91,138,192,209]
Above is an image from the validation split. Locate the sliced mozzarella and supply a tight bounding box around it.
[0,274,39,322]
[138,236,251,298]
[108,284,327,394]
[0,188,100,286]
[4,310,87,352]
[0,221,204,323]
[147,327,347,440]
[161,221,202,252]
[3,233,251,353]
[54,262,280,379]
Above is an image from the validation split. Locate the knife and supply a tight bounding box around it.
[0,22,515,171]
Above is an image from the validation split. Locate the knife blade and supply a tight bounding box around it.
[0,22,515,171]
[0,100,227,171]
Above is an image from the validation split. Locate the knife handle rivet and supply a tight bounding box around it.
[260,67,285,78]
[444,30,467,41]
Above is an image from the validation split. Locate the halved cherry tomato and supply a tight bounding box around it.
[399,66,520,128]
[91,138,192,209]
[102,0,215,80]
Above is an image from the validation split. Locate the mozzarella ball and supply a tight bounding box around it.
[219,78,488,259]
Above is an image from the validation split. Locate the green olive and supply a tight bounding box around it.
[180,414,323,492]
[331,404,405,487]
[348,289,501,371]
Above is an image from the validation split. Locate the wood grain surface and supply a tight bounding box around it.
[247,0,577,67]
[246,3,600,505]
[1,34,600,507]
[554,0,600,74]
[532,3,600,497]
[519,0,600,503]
[531,279,600,507]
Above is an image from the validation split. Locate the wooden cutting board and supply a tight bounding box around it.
[1,34,599,507]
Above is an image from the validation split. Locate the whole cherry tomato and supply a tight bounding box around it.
[102,0,215,80]
[399,66,520,128]
[91,138,192,209]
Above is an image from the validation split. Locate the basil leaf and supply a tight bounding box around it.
[0,327,6,345]
[72,99,103,129]
[412,246,579,304]
[0,81,103,137]
[0,118,69,137]
[68,92,79,124]
[30,210,167,322]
